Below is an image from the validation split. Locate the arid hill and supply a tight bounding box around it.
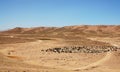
[1,25,120,37]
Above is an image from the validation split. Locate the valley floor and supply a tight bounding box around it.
[0,36,120,72]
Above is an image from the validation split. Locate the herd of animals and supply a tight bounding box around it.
[41,45,120,53]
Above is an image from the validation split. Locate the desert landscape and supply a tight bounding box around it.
[0,25,120,72]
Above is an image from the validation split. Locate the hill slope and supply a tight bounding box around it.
[1,25,120,37]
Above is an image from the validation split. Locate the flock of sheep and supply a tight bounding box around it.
[41,46,120,53]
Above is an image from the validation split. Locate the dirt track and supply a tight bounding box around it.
[74,52,112,70]
[74,38,120,71]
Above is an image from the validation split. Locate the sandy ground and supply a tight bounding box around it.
[0,37,120,72]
